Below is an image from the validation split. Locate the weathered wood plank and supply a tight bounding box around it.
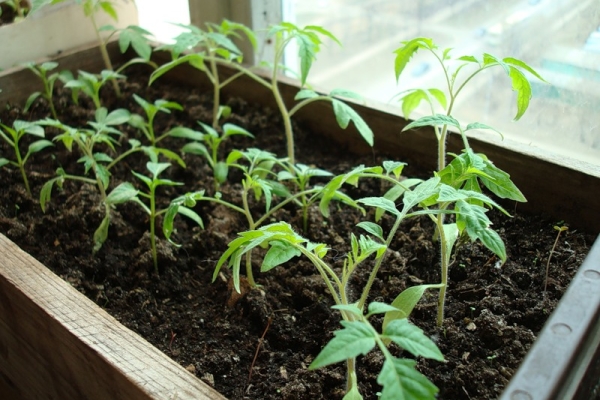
[0,233,226,400]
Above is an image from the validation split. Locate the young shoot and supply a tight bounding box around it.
[39,107,131,252]
[0,120,53,196]
[151,20,374,164]
[23,61,70,119]
[150,19,257,128]
[394,38,546,326]
[173,121,255,189]
[544,224,569,294]
[107,161,204,274]
[394,37,548,171]
[215,221,444,399]
[277,162,334,233]
[63,69,126,109]
[31,0,134,96]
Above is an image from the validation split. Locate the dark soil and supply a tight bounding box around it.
[0,66,594,400]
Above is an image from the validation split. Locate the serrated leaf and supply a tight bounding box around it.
[479,160,526,202]
[403,114,460,132]
[356,221,384,241]
[358,197,401,217]
[503,57,548,83]
[262,241,301,272]
[465,122,504,139]
[332,99,373,146]
[393,37,435,80]
[383,319,444,360]
[378,358,439,400]
[106,182,138,204]
[309,321,376,369]
[508,66,532,121]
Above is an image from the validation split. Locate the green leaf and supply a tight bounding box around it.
[504,57,548,83]
[28,139,53,154]
[465,122,504,139]
[358,197,401,218]
[147,161,171,178]
[93,214,110,253]
[331,304,363,317]
[403,177,440,211]
[382,285,438,336]
[393,37,435,80]
[261,241,301,272]
[214,162,229,184]
[331,99,374,146]
[382,161,405,178]
[105,108,131,125]
[222,123,254,138]
[330,88,363,101]
[356,221,384,241]
[98,1,118,21]
[106,182,138,205]
[403,114,460,132]
[295,89,318,100]
[24,92,42,112]
[456,200,506,261]
[383,319,444,360]
[0,158,11,168]
[343,385,363,400]
[479,159,526,202]
[367,302,400,316]
[309,321,376,369]
[378,358,439,400]
[508,66,532,121]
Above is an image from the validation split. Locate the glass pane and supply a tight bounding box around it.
[137,0,190,43]
[290,0,600,166]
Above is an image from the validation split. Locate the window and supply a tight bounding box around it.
[161,0,600,167]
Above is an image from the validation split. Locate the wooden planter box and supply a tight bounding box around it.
[0,42,599,400]
[0,0,137,70]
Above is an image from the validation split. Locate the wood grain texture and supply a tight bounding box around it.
[0,234,226,400]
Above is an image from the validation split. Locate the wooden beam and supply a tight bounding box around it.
[0,234,226,400]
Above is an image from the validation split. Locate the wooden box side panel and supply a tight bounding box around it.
[0,234,225,400]
[0,1,138,70]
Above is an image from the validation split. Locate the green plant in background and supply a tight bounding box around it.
[106,161,204,274]
[0,0,29,20]
[152,21,373,164]
[39,107,130,252]
[394,37,548,171]
[263,22,373,164]
[277,162,334,233]
[23,61,70,119]
[128,94,184,146]
[30,0,154,96]
[0,120,53,196]
[150,19,257,129]
[173,121,255,189]
[197,148,350,289]
[63,69,126,109]
[394,37,547,326]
